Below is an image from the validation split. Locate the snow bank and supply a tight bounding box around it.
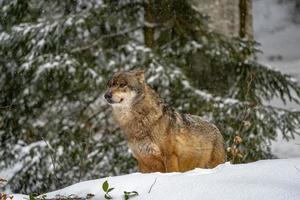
[11,158,300,200]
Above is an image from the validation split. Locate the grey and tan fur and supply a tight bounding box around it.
[104,69,226,173]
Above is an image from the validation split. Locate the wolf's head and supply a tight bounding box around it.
[104,69,145,108]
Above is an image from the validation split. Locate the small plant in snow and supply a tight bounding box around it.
[28,193,47,200]
[28,193,37,200]
[102,180,139,200]
[102,180,114,199]
[0,193,13,200]
[0,178,13,200]
[123,191,138,200]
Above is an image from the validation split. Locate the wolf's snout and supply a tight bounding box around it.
[104,91,112,100]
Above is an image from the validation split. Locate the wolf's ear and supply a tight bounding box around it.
[133,69,145,83]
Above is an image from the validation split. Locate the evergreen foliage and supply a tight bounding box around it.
[0,0,299,193]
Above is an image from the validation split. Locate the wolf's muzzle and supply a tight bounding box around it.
[104,91,113,103]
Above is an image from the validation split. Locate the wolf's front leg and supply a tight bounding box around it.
[138,160,166,173]
[138,161,151,173]
[164,154,179,172]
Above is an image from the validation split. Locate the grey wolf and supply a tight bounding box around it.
[105,69,226,172]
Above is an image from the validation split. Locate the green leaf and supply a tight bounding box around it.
[102,180,109,192]
[29,193,36,200]
[104,193,112,199]
[107,187,115,192]
[130,191,138,195]
[124,193,129,200]
[124,191,139,199]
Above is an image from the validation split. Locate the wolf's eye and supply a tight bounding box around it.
[107,79,115,87]
[119,83,127,88]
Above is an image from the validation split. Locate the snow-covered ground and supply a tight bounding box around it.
[10,158,300,200]
[253,0,300,158]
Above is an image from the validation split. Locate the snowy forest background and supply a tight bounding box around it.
[0,0,300,194]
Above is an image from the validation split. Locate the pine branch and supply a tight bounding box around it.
[71,26,142,53]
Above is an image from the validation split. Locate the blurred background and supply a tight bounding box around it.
[0,0,299,194]
[253,0,300,158]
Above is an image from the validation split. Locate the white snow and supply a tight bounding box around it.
[9,158,300,200]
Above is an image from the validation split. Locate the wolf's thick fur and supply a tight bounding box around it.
[105,69,226,173]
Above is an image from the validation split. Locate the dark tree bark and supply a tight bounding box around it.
[143,0,155,48]
[239,0,253,39]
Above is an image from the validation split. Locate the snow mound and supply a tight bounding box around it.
[11,158,300,200]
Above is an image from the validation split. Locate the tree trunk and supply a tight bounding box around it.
[144,0,155,48]
[186,0,253,94]
[239,0,253,38]
[190,0,253,39]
